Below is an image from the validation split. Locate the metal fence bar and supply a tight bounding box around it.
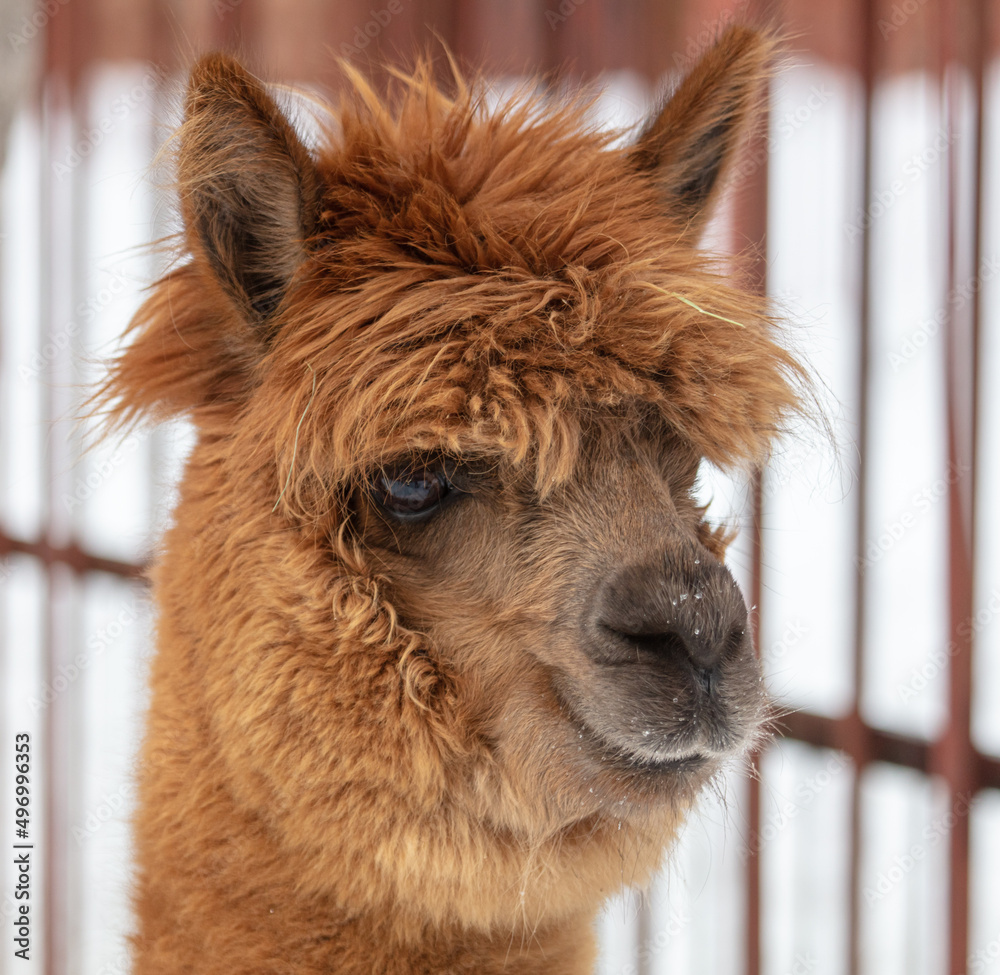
[849,0,879,972]
[39,52,59,975]
[733,6,772,966]
[936,0,986,968]
[780,710,1000,789]
[0,533,143,578]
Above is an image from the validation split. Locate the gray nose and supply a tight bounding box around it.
[595,550,749,673]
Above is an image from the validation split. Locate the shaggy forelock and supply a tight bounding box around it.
[94,56,808,524]
[238,63,808,514]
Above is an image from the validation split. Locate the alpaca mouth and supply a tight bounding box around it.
[569,710,720,781]
[557,686,730,778]
[582,716,724,772]
[555,656,763,779]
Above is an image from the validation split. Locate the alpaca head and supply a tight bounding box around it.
[103,26,805,939]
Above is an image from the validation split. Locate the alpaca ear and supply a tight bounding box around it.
[178,53,320,326]
[630,26,773,237]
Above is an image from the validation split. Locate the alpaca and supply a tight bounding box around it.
[97,25,805,974]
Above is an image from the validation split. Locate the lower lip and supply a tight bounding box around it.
[626,749,708,773]
[577,718,710,773]
[649,753,708,773]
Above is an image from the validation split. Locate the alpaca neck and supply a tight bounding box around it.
[130,666,600,975]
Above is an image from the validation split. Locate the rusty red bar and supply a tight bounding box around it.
[846,0,879,972]
[0,532,144,579]
[734,26,772,974]
[932,0,982,970]
[779,711,1000,790]
[40,38,60,975]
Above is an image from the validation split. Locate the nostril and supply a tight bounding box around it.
[599,624,722,693]
[600,620,720,670]
[602,626,690,660]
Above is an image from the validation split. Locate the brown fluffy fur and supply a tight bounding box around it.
[95,27,806,974]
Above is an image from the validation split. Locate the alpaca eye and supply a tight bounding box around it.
[372,468,450,518]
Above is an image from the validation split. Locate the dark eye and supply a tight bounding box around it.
[371,467,451,518]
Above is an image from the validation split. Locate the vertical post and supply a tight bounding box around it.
[733,28,771,975]
[41,10,62,975]
[848,0,879,972]
[933,0,981,971]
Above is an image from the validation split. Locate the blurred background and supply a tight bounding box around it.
[0,0,998,973]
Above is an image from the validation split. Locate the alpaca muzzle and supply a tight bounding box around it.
[558,548,763,770]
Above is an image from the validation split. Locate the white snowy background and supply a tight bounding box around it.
[0,53,998,975]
